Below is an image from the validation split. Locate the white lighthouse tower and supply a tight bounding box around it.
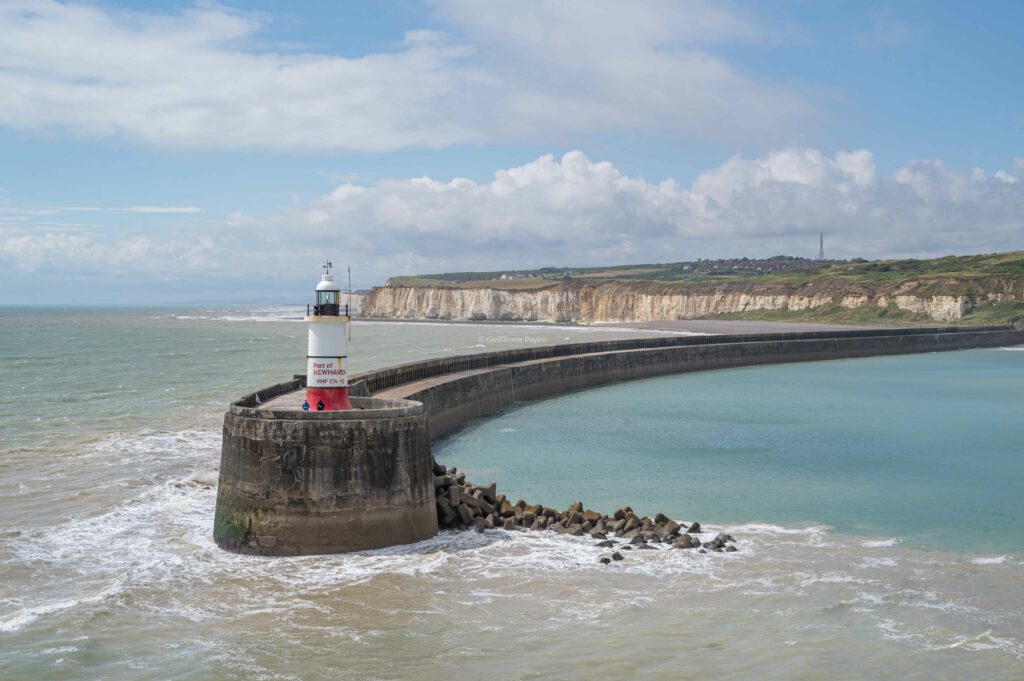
[303,261,352,411]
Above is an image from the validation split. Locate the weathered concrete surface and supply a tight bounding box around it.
[214,396,437,556]
[366,326,1024,441]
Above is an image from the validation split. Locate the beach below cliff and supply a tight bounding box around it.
[594,318,887,334]
[353,316,888,335]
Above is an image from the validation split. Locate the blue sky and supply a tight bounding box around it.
[1,0,1022,304]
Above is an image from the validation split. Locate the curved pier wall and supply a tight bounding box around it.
[381,328,1024,441]
[214,396,437,556]
[351,325,1013,395]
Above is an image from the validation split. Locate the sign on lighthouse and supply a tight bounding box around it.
[304,261,352,411]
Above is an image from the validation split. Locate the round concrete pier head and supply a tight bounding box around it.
[214,388,437,556]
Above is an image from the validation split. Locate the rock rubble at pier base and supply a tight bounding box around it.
[432,458,739,562]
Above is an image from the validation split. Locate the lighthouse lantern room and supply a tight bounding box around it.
[304,261,352,411]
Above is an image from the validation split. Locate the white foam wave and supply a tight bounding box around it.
[897,588,980,615]
[970,555,1008,565]
[956,632,1024,659]
[889,625,1024,661]
[726,523,834,548]
[0,581,123,632]
[876,618,919,642]
[7,471,737,630]
[84,429,220,467]
[171,306,304,323]
[858,557,898,568]
[931,630,1006,652]
[8,475,1024,656]
[855,591,887,606]
[793,571,871,588]
[999,346,1024,351]
[861,538,899,548]
[727,522,832,536]
[5,425,1021,645]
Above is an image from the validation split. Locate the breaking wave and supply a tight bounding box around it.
[2,427,1022,674]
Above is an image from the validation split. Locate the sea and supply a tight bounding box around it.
[1,306,1022,680]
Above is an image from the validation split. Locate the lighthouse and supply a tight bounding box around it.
[304,261,352,411]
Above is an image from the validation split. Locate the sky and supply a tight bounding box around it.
[1,0,1022,304]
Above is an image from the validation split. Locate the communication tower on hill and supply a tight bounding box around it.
[818,232,825,261]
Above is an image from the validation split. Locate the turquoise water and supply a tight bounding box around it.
[436,348,1024,553]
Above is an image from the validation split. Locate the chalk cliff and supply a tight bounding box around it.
[360,278,1022,323]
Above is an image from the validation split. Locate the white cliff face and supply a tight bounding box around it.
[360,286,580,321]
[877,295,971,322]
[360,279,1019,323]
[576,288,835,322]
[348,293,365,316]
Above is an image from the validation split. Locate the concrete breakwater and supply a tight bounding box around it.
[359,324,1024,440]
[214,324,1024,555]
[430,458,731,563]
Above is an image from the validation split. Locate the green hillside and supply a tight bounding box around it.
[389,252,1024,289]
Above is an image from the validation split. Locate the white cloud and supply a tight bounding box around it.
[433,0,811,145]
[3,149,1022,296]
[285,150,1023,273]
[0,0,814,151]
[0,231,214,273]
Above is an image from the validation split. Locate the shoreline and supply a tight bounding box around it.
[351,317,697,335]
[355,315,888,335]
[593,318,890,334]
[148,304,901,337]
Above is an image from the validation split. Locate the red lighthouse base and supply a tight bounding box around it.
[305,387,352,411]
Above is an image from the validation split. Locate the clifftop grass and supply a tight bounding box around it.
[758,252,1024,287]
[390,251,1024,290]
